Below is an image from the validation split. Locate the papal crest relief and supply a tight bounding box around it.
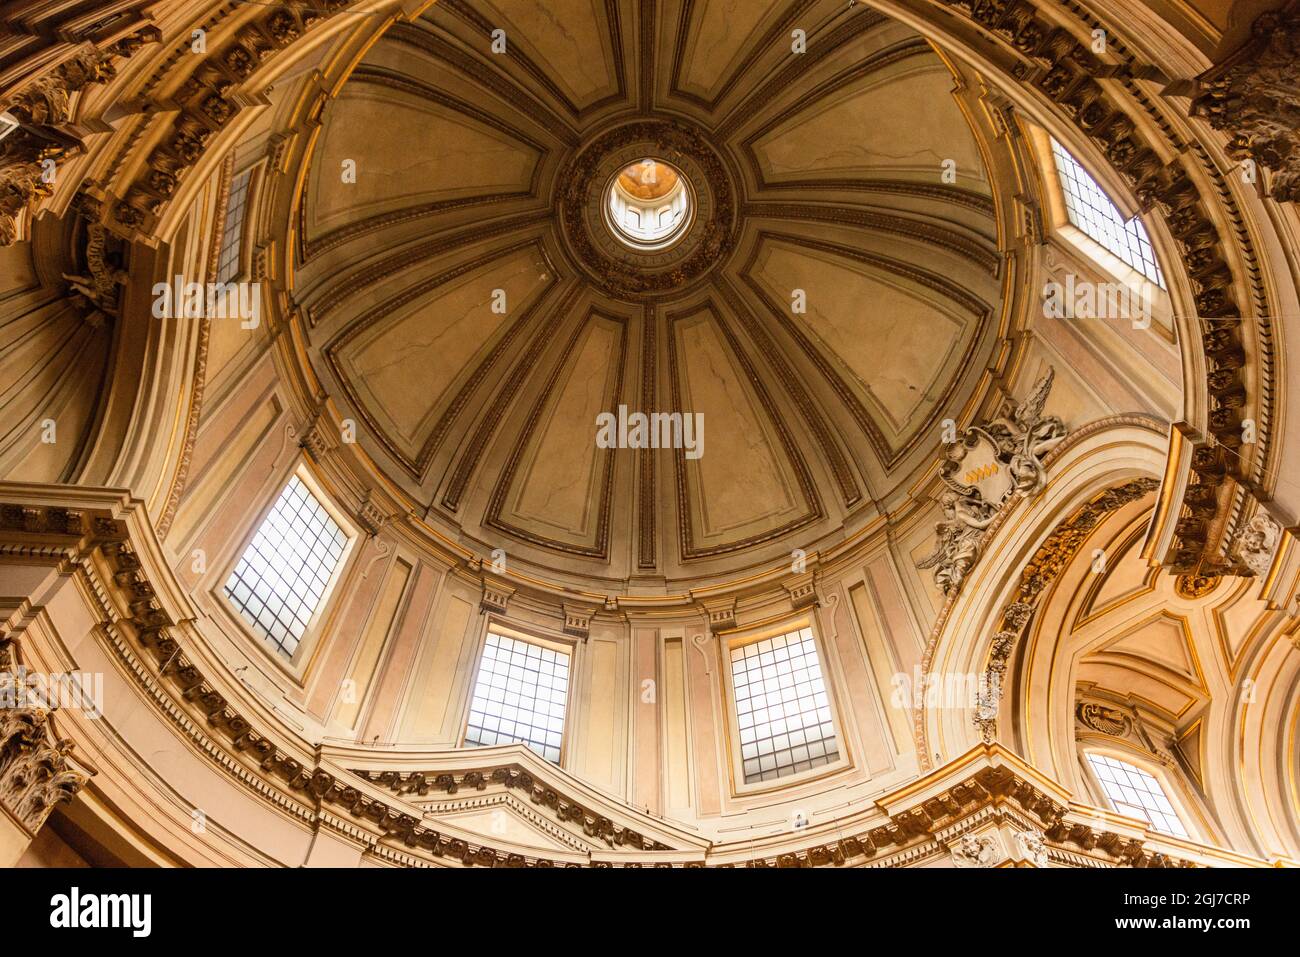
[918,369,1068,596]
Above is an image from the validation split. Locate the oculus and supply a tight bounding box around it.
[604,158,694,251]
[557,119,738,299]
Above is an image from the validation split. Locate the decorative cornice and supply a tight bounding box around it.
[0,25,160,245]
[878,744,1195,868]
[357,766,666,850]
[934,0,1252,569]
[108,2,357,237]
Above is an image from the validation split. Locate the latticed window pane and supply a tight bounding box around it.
[223,475,348,658]
[1087,752,1189,837]
[465,632,569,764]
[1051,138,1164,287]
[731,627,839,784]
[216,168,252,284]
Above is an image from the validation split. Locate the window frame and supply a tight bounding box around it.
[1045,136,1165,289]
[1027,123,1173,305]
[1080,746,1201,842]
[214,460,359,676]
[719,618,850,795]
[458,619,578,767]
[213,162,260,286]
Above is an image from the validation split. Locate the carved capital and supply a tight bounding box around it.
[0,709,89,837]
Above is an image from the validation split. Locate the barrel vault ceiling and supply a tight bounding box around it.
[290,0,1008,584]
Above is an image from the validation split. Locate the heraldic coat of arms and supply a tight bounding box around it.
[918,369,1068,596]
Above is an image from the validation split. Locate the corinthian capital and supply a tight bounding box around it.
[0,708,89,837]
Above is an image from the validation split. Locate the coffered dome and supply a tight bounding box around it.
[291,1,1010,589]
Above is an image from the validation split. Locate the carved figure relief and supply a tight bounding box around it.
[951,833,1002,867]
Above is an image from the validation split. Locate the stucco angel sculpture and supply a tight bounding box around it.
[917,490,999,594]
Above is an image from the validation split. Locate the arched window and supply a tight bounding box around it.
[1050,138,1164,287]
[223,473,350,658]
[1085,752,1189,838]
[464,630,570,763]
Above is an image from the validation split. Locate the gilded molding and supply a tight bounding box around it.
[976,478,1160,741]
